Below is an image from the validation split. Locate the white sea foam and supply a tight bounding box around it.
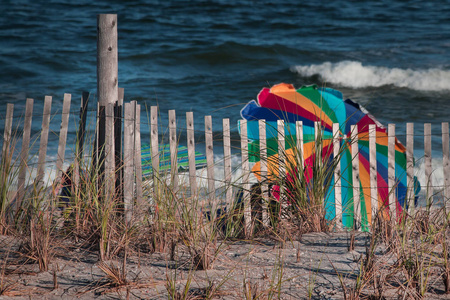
[415,156,447,197]
[8,154,76,191]
[291,61,450,91]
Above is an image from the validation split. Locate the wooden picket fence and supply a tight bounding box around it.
[1,93,450,231]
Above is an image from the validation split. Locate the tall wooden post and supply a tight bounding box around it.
[97,14,118,198]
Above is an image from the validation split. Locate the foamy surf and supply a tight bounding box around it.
[291,61,450,91]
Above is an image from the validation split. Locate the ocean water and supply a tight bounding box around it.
[0,0,449,190]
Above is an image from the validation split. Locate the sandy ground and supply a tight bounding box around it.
[0,231,449,299]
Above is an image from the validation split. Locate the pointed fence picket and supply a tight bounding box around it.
[425,123,433,208]
[56,94,71,182]
[16,98,33,208]
[259,119,269,226]
[223,118,233,211]
[406,123,415,215]
[443,122,450,204]
[333,123,342,229]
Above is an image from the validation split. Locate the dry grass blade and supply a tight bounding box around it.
[0,247,18,296]
[18,217,54,272]
[0,269,16,296]
[243,279,260,300]
[97,261,128,287]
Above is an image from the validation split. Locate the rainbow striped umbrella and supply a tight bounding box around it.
[240,83,417,228]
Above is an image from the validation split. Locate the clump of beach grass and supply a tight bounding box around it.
[252,120,355,239]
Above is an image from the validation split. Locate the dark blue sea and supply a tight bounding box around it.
[0,0,449,186]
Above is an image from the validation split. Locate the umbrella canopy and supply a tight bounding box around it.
[240,83,415,229]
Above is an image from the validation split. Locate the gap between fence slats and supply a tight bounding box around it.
[77,92,90,159]
[74,92,90,197]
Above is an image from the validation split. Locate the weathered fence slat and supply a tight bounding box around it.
[151,106,159,180]
[105,102,115,199]
[424,123,432,209]
[134,102,143,206]
[443,122,450,204]
[36,96,52,190]
[115,87,124,203]
[259,119,269,226]
[55,94,71,179]
[296,121,304,170]
[2,104,14,161]
[169,110,178,192]
[223,118,232,211]
[17,98,34,208]
[406,123,414,214]
[388,124,396,217]
[350,125,360,229]
[333,123,342,229]
[314,122,320,167]
[123,102,134,224]
[369,124,377,224]
[239,119,251,236]
[186,112,197,197]
[1,104,14,201]
[278,120,285,213]
[205,115,215,204]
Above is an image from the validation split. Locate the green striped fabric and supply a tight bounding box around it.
[141,143,207,178]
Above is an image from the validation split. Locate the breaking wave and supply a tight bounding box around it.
[291,61,450,91]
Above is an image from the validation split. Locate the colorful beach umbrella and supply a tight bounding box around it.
[239,83,416,229]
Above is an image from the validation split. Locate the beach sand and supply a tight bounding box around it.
[1,230,449,299]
